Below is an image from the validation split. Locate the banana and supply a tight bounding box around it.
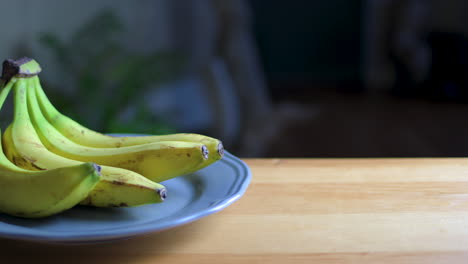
[28,77,209,182]
[3,76,166,207]
[0,73,101,218]
[0,151,100,218]
[33,79,224,170]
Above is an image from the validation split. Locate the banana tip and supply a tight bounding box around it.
[92,163,102,173]
[217,141,224,158]
[201,145,209,160]
[158,188,167,201]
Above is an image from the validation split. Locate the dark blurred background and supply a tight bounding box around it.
[1,0,468,158]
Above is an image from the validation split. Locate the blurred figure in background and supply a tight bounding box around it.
[365,0,468,100]
[168,0,315,156]
[364,0,431,93]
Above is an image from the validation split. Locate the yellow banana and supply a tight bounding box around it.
[0,70,100,218]
[0,149,100,218]
[28,77,209,182]
[3,76,166,207]
[33,79,224,170]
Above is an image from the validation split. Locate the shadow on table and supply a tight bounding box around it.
[1,215,215,263]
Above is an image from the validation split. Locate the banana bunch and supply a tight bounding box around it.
[0,58,224,218]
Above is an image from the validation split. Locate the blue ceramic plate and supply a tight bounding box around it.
[0,151,251,243]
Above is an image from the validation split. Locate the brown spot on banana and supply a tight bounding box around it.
[111,180,125,186]
[107,203,129,207]
[17,139,45,149]
[51,114,60,123]
[31,163,46,171]
[23,155,37,164]
[80,196,92,205]
[12,156,42,170]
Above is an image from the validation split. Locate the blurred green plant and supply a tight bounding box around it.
[38,9,184,134]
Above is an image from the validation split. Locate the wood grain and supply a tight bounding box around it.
[3,158,468,263]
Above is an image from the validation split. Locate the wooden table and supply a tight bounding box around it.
[3,158,468,263]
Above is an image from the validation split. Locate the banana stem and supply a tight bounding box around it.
[1,58,42,84]
[0,57,42,113]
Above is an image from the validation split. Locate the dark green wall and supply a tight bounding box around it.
[250,0,362,83]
